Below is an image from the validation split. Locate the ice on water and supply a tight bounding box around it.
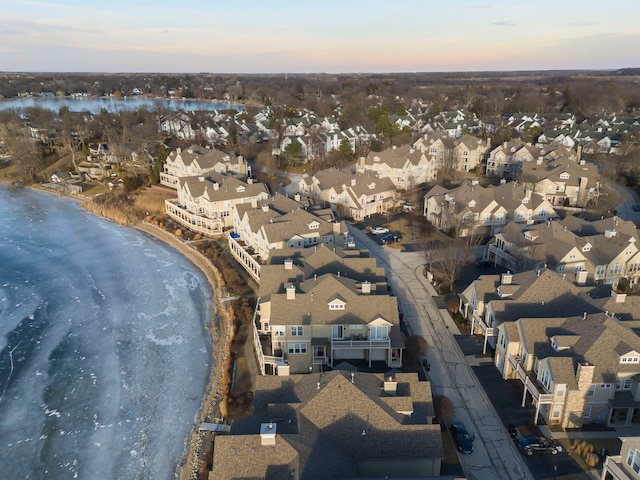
[0,187,213,480]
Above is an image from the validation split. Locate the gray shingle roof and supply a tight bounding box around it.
[212,371,443,479]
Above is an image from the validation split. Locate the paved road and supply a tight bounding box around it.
[349,225,534,480]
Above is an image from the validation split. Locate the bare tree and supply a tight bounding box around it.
[0,122,44,183]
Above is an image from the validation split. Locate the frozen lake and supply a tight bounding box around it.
[0,185,213,479]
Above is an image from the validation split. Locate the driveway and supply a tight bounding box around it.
[348,225,534,480]
[473,365,584,479]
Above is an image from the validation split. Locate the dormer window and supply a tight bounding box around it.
[236,185,246,193]
[328,299,346,310]
[620,355,640,364]
[308,221,319,230]
[468,200,476,208]
[560,172,570,179]
[582,243,591,252]
[368,182,376,189]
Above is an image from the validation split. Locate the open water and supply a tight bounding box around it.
[0,185,212,479]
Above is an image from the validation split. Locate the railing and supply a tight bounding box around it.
[165,200,223,237]
[263,355,285,365]
[313,356,328,364]
[331,338,390,349]
[507,354,553,404]
[227,233,261,283]
[159,172,179,188]
[603,456,630,480]
[488,245,517,267]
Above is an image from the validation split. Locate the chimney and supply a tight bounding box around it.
[611,288,626,303]
[176,147,181,154]
[286,285,296,300]
[213,182,219,190]
[501,272,513,285]
[576,362,595,392]
[536,156,543,165]
[261,205,269,212]
[358,157,365,169]
[361,281,371,295]
[284,258,293,270]
[383,376,398,396]
[604,229,616,238]
[575,270,588,286]
[294,193,301,202]
[198,176,205,182]
[333,222,341,234]
[260,423,277,446]
[247,177,254,184]
[351,178,357,187]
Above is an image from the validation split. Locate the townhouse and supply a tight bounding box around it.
[495,311,640,429]
[211,371,443,479]
[164,172,269,237]
[486,139,540,178]
[159,145,249,188]
[485,216,640,288]
[228,194,349,281]
[298,168,397,221]
[520,149,600,208]
[256,270,404,375]
[355,144,437,188]
[460,269,605,352]
[423,180,559,237]
[602,436,640,479]
[413,132,490,174]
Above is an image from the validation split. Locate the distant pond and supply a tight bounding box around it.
[0,96,244,114]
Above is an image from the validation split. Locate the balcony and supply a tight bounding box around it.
[602,456,632,480]
[507,354,553,405]
[331,337,390,349]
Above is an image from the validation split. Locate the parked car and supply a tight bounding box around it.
[518,436,562,456]
[380,232,403,244]
[450,421,475,454]
[475,259,493,268]
[632,205,640,212]
[370,226,389,235]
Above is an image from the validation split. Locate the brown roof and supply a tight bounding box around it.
[212,371,443,479]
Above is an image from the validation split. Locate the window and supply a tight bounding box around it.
[290,326,303,336]
[272,326,286,337]
[332,325,343,339]
[557,264,565,272]
[556,385,566,398]
[587,384,596,397]
[600,384,612,389]
[596,265,606,276]
[329,303,345,310]
[623,378,634,389]
[621,356,640,364]
[288,343,307,354]
[626,448,640,473]
[539,209,547,217]
[610,263,622,275]
[369,326,388,340]
[551,405,562,418]
[583,405,592,418]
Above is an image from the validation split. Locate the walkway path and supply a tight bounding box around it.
[349,226,534,480]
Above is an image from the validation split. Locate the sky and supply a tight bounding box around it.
[1,0,639,73]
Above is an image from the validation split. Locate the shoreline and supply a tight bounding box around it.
[11,183,232,480]
[134,223,233,480]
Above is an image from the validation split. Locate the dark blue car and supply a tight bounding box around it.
[451,421,475,454]
[379,232,402,244]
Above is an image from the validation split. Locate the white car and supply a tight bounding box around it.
[371,226,389,235]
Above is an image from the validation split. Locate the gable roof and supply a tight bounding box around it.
[212,371,443,479]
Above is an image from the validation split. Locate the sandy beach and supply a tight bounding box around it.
[134,222,233,480]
